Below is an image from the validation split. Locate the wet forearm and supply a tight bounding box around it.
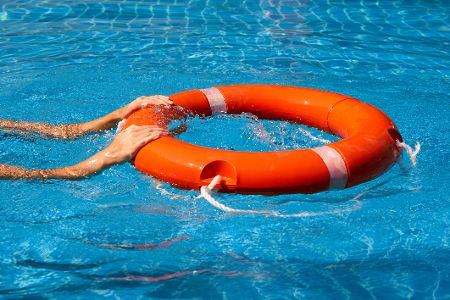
[0,107,127,139]
[0,122,164,180]
[0,120,84,139]
[0,149,116,180]
[79,107,127,133]
[0,96,170,138]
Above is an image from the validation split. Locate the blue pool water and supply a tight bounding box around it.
[0,0,449,298]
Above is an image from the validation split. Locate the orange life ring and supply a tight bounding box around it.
[124,84,403,194]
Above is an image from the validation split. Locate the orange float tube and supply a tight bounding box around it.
[124,85,403,194]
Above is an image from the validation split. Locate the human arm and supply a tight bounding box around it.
[78,95,172,133]
[0,95,172,139]
[0,125,166,179]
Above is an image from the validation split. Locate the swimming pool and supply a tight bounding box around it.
[0,0,449,298]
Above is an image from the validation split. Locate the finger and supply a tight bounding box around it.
[135,128,167,139]
[123,126,166,141]
[158,96,172,104]
[152,95,173,105]
[139,96,173,107]
[139,97,155,108]
[139,99,166,108]
[127,125,161,131]
[120,125,148,137]
[131,128,161,140]
[135,125,165,134]
[122,124,138,133]
[135,132,163,148]
[123,124,152,133]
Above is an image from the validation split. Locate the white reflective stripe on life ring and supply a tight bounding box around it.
[312,146,348,190]
[200,87,227,114]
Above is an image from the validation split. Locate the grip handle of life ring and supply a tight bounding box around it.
[200,160,237,189]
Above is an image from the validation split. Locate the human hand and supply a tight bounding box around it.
[103,125,167,164]
[122,95,173,118]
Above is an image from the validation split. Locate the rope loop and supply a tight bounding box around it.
[396,140,421,167]
[198,175,363,218]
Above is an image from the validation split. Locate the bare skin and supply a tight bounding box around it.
[0,95,172,179]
